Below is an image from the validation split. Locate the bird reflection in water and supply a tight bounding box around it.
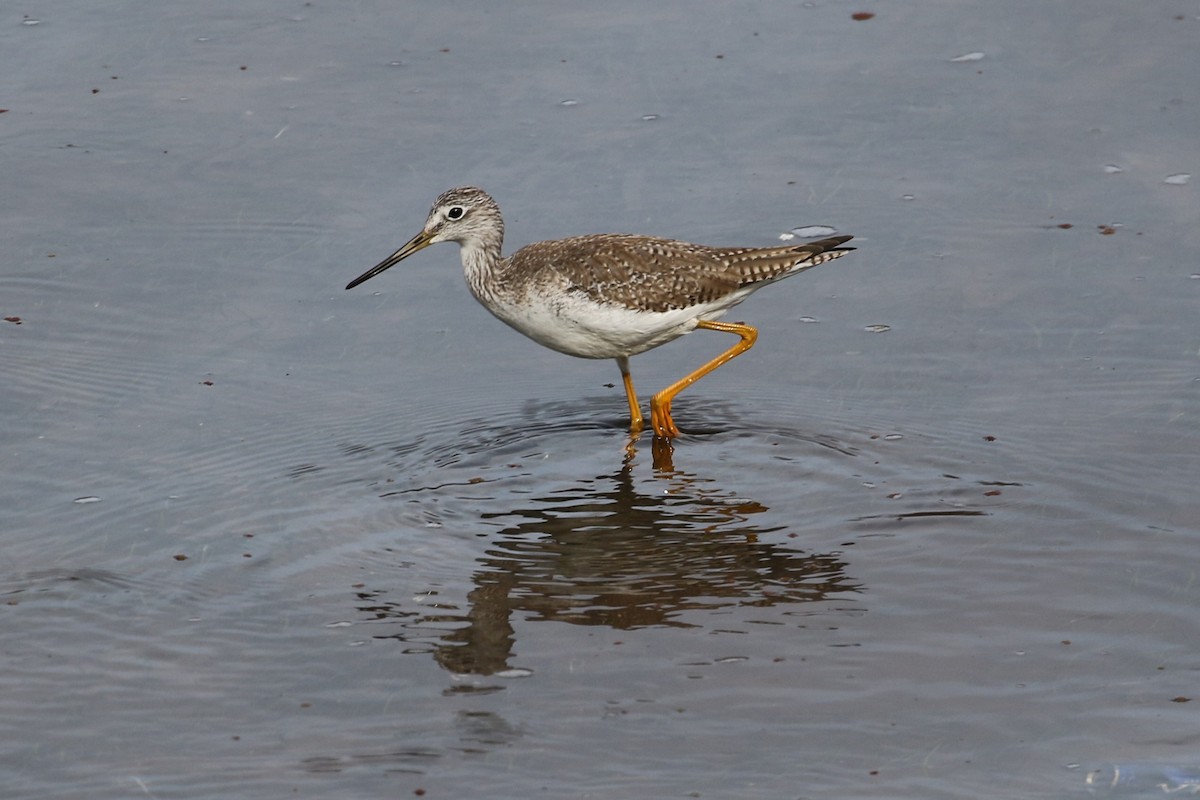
[354,452,860,676]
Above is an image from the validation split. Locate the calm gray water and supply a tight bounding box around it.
[3,2,1198,798]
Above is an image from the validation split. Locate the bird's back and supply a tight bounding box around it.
[503,233,853,314]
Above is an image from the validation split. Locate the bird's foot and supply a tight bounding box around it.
[627,414,645,438]
[649,397,681,439]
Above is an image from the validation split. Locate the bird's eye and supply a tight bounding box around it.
[446,206,465,220]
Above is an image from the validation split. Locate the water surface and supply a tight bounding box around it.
[2,2,1198,797]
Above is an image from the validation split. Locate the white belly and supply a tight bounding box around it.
[473,284,740,360]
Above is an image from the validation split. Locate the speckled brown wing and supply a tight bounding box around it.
[507,235,743,313]
[507,233,854,314]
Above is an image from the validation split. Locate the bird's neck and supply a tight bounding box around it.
[460,238,505,300]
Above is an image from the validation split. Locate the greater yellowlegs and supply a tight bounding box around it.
[346,187,853,438]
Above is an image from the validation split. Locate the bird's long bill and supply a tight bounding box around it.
[344,229,435,290]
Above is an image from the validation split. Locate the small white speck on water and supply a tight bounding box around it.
[883,433,904,441]
[1164,173,1190,185]
[791,225,838,238]
[797,316,819,323]
[778,232,795,241]
[641,113,659,121]
[325,620,354,628]
[388,61,403,67]
[864,324,891,333]
[1188,273,1200,280]
[22,18,40,26]
[950,51,985,62]
[195,36,210,42]
[559,99,579,107]
[900,193,916,201]
[1103,164,1124,174]
[73,496,101,504]
[495,668,534,679]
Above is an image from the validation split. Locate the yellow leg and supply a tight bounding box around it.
[616,356,644,435]
[649,320,758,438]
